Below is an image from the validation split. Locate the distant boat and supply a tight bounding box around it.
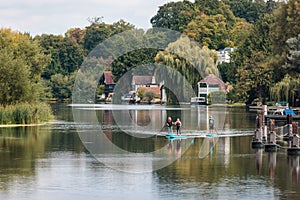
[190,97,206,105]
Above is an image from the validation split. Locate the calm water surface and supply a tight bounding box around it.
[0,103,299,200]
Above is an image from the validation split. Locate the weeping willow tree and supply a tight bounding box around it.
[270,34,300,105]
[154,35,219,104]
[270,74,300,104]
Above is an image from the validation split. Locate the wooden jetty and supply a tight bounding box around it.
[252,106,300,155]
[252,106,267,149]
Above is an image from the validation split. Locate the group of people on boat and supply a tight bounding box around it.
[166,115,215,135]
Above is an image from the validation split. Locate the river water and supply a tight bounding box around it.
[0,103,299,200]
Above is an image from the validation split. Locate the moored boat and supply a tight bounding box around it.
[190,97,206,105]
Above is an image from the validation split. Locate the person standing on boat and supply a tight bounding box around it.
[166,117,173,133]
[175,118,182,135]
[209,116,215,133]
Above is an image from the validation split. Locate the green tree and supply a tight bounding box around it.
[271,0,300,55]
[110,20,135,35]
[0,28,50,105]
[111,28,179,82]
[230,13,274,86]
[83,18,134,52]
[270,34,300,104]
[150,0,197,32]
[50,73,75,100]
[267,0,300,104]
[223,0,278,23]
[194,0,236,23]
[155,35,219,103]
[65,28,85,46]
[35,34,85,79]
[185,13,230,49]
[235,51,273,103]
[83,18,112,52]
[284,34,300,74]
[270,74,300,104]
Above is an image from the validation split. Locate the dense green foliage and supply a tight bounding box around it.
[0,29,50,105]
[0,29,53,124]
[0,102,53,124]
[223,0,277,23]
[1,0,299,106]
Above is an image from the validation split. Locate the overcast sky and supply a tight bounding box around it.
[0,0,181,36]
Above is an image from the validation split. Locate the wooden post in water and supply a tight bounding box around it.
[292,122,298,135]
[252,112,264,148]
[291,122,299,148]
[284,114,293,142]
[287,120,300,155]
[269,119,276,143]
[262,105,268,144]
[265,119,277,152]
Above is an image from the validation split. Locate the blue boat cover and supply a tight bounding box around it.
[283,109,296,116]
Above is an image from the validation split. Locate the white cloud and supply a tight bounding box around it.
[0,0,177,36]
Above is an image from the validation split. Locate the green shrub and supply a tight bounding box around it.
[0,102,53,124]
[208,91,227,104]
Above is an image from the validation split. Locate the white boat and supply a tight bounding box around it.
[190,97,206,105]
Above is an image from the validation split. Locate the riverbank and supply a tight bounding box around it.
[0,102,54,125]
[0,122,49,128]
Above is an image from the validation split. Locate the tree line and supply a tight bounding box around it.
[0,0,299,106]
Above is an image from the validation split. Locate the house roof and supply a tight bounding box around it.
[132,76,155,85]
[104,71,115,85]
[199,74,226,90]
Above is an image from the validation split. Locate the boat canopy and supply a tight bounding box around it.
[283,109,296,116]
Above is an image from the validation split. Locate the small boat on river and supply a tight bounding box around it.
[190,97,206,105]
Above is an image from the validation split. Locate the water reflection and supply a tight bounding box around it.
[268,152,277,181]
[288,155,299,185]
[0,126,50,190]
[76,104,234,134]
[255,148,263,174]
[1,104,300,199]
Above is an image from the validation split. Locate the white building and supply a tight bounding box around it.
[217,47,235,64]
[197,74,226,104]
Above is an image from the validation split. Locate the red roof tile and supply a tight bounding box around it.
[104,71,115,85]
[132,76,155,85]
[199,74,225,90]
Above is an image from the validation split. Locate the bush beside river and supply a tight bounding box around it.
[0,102,54,125]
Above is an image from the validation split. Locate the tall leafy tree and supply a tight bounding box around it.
[270,34,300,104]
[185,13,230,49]
[65,28,85,46]
[83,18,112,52]
[270,74,300,104]
[230,13,274,84]
[0,28,50,105]
[223,0,278,23]
[35,34,85,79]
[111,28,179,82]
[150,0,197,31]
[110,20,135,35]
[50,73,75,100]
[235,51,273,103]
[268,0,300,104]
[194,0,236,24]
[83,18,134,52]
[184,0,249,49]
[155,35,219,103]
[271,0,300,56]
[284,34,300,74]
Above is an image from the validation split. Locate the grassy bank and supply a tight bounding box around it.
[0,102,54,125]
